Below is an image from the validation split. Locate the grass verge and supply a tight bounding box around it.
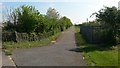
[2,32,61,55]
[74,26,118,66]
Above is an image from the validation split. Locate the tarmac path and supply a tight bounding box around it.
[11,26,86,66]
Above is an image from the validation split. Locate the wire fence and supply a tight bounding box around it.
[80,25,113,44]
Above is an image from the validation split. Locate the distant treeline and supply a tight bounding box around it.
[3,5,73,36]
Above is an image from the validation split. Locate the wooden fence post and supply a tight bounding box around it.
[14,31,18,42]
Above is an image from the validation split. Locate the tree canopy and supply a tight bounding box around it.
[46,7,60,19]
[90,6,120,44]
[3,5,73,35]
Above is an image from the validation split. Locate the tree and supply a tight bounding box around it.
[117,10,120,39]
[59,16,73,31]
[4,5,43,33]
[3,5,73,36]
[92,6,119,44]
[46,7,60,19]
[16,5,42,33]
[3,8,18,31]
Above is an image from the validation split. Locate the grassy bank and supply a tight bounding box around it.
[2,32,61,55]
[74,26,118,66]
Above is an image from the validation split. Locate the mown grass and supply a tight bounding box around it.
[2,32,61,55]
[74,26,118,66]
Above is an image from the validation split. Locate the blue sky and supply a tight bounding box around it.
[1,0,119,24]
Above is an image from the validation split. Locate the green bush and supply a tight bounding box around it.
[116,37,120,44]
[3,5,73,41]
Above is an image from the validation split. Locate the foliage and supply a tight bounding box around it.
[3,5,73,36]
[88,6,120,44]
[75,26,86,45]
[117,10,120,39]
[95,7,117,25]
[75,26,118,66]
[46,7,60,19]
[82,21,100,27]
[59,16,73,31]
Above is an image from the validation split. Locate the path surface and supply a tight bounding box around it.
[11,26,86,66]
[1,51,15,67]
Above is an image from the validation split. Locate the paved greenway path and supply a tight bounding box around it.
[11,26,86,66]
[2,52,16,67]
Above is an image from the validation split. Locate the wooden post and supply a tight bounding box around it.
[14,31,18,42]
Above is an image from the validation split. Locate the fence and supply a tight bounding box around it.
[2,31,54,42]
[80,25,112,44]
